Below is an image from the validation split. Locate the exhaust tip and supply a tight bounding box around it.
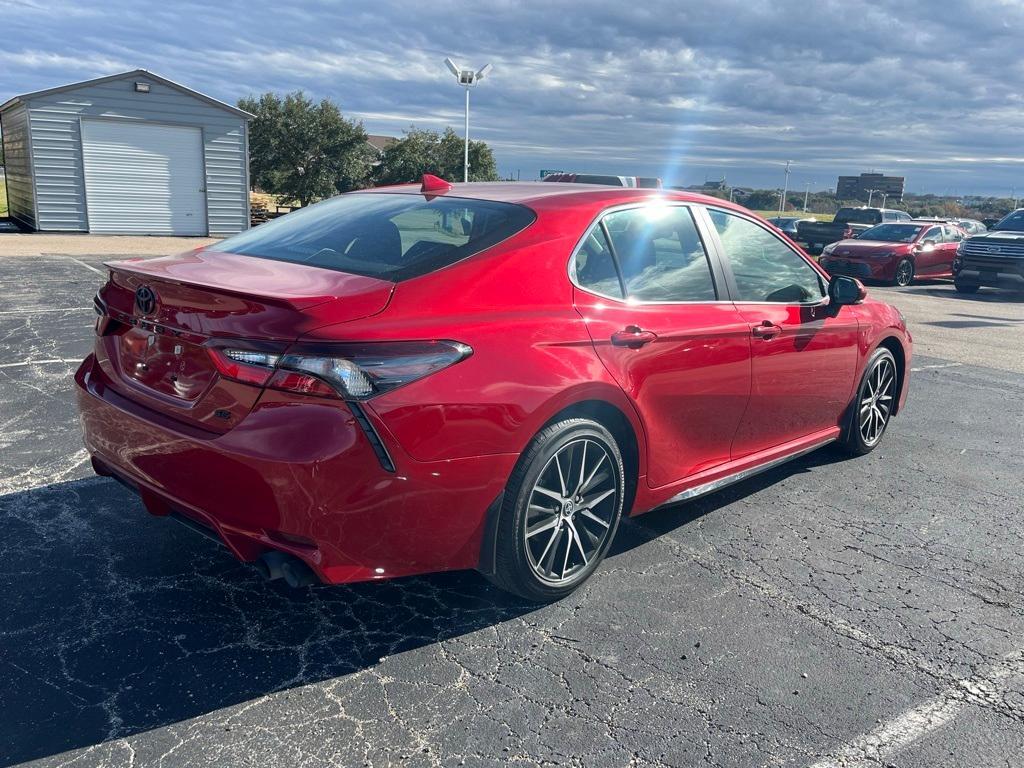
[255,550,290,581]
[281,558,319,588]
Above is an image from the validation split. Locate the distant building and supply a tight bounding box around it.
[837,173,905,202]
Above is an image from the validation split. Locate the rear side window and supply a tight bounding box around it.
[602,207,717,302]
[217,193,536,282]
[572,230,623,298]
[572,205,718,302]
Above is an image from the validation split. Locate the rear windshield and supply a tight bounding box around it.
[994,210,1024,232]
[857,223,923,243]
[836,208,882,225]
[216,193,536,281]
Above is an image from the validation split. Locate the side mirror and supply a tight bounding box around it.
[828,275,867,307]
[918,240,936,252]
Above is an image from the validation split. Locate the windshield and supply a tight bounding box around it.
[856,223,923,243]
[994,210,1024,232]
[217,193,536,281]
[837,208,881,225]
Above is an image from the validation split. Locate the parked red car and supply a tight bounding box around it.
[819,221,963,286]
[76,178,911,601]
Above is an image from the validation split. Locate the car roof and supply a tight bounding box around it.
[360,181,749,214]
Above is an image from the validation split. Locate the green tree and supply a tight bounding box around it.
[374,127,499,185]
[238,91,372,206]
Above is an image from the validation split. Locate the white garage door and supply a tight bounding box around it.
[81,120,207,236]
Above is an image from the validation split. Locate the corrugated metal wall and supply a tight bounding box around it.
[17,74,248,235]
[0,104,37,228]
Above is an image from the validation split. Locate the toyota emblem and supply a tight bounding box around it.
[135,285,157,315]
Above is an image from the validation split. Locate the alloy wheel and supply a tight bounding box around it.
[895,260,913,286]
[524,438,618,584]
[859,356,895,446]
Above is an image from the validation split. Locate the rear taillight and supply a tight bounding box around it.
[208,341,471,400]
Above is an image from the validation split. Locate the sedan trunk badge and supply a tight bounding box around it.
[135,285,157,315]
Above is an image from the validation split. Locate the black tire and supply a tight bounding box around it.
[838,347,898,456]
[489,418,625,602]
[954,280,980,294]
[893,259,915,287]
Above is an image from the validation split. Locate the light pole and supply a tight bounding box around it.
[444,58,493,183]
[880,192,888,208]
[779,160,792,215]
[866,188,879,207]
[803,181,815,212]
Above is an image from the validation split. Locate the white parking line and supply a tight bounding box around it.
[56,255,105,276]
[0,358,82,369]
[810,650,1024,767]
[910,362,963,372]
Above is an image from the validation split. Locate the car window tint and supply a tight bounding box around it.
[602,206,717,302]
[572,229,623,299]
[217,193,535,282]
[708,209,825,303]
[944,226,963,243]
[923,226,942,243]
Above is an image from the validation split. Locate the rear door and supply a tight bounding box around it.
[702,206,860,458]
[572,203,751,488]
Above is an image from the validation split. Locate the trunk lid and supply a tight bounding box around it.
[94,249,393,433]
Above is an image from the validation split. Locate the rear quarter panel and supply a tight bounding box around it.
[297,206,649,472]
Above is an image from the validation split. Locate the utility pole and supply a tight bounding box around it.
[803,181,815,212]
[779,160,792,215]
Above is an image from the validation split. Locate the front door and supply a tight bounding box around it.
[571,203,751,488]
[702,207,860,458]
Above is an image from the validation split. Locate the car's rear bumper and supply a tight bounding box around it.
[75,354,517,584]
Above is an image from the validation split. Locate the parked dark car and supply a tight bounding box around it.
[796,208,913,252]
[766,216,817,239]
[953,208,1024,294]
[820,222,961,286]
[981,217,1003,229]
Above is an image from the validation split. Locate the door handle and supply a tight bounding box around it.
[611,326,658,348]
[751,321,782,340]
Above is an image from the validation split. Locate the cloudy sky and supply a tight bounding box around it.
[2,0,1022,195]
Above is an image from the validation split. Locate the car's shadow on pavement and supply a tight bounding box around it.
[0,447,845,766]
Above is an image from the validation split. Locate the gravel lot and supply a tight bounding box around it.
[1,240,1023,767]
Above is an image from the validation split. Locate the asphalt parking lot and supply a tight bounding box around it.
[1,240,1023,767]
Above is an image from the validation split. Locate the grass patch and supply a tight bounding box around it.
[0,182,7,218]
[750,209,835,222]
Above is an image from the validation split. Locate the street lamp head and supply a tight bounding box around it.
[444,57,492,87]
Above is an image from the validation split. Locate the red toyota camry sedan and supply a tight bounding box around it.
[76,178,911,601]
[819,221,963,286]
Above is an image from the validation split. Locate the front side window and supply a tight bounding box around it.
[922,226,942,243]
[708,209,825,303]
[601,206,718,302]
[217,193,535,281]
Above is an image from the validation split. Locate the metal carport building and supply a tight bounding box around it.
[0,69,251,236]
